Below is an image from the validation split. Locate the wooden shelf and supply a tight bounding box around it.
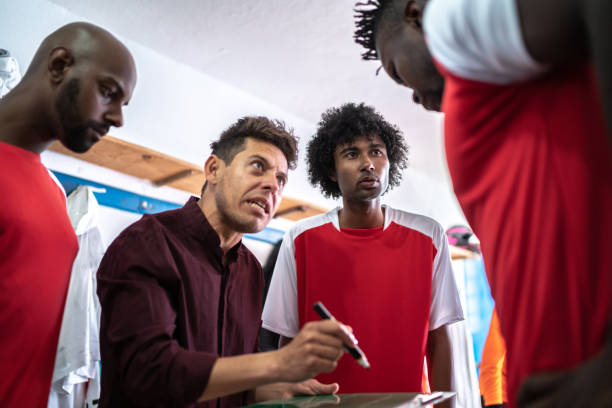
[450,245,480,260]
[49,136,327,221]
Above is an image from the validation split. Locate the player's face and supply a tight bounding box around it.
[332,134,390,203]
[55,45,136,153]
[376,23,445,112]
[214,138,288,233]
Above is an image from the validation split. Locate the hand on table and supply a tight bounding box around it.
[255,378,340,402]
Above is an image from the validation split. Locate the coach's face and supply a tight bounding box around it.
[211,138,288,234]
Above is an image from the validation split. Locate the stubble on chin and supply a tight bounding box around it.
[214,187,262,234]
[55,78,92,153]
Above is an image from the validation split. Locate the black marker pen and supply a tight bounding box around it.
[313,301,371,370]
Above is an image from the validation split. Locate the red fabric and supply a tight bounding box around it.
[294,222,434,392]
[0,142,78,407]
[440,64,612,406]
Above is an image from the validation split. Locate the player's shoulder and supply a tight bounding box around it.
[424,0,546,84]
[385,206,445,241]
[287,208,339,240]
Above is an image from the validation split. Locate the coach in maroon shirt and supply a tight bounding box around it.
[97,117,355,408]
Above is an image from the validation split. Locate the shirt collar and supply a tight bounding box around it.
[180,196,242,266]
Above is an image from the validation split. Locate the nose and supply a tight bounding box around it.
[105,105,124,128]
[262,171,281,195]
[361,156,375,172]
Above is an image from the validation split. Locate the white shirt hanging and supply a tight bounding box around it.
[49,185,105,408]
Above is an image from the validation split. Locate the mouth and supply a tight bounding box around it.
[91,125,109,139]
[422,90,443,112]
[358,176,379,184]
[423,102,441,112]
[246,198,269,215]
[358,176,380,188]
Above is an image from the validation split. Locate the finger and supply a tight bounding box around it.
[308,380,339,395]
[316,320,358,348]
[299,325,346,349]
[301,320,357,349]
[338,323,358,346]
[303,342,345,362]
[292,381,339,397]
[302,355,339,375]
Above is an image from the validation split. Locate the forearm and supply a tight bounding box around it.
[200,320,349,404]
[427,325,453,408]
[198,352,279,403]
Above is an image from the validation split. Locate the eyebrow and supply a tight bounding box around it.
[338,143,386,155]
[249,154,288,180]
[338,146,359,155]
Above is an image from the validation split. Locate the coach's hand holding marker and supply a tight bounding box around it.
[313,301,371,370]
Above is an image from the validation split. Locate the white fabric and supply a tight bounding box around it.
[48,186,105,408]
[449,322,481,408]
[0,51,21,98]
[48,382,85,408]
[262,205,464,338]
[448,260,483,408]
[423,0,547,84]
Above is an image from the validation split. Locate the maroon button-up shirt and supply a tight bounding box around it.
[97,197,264,407]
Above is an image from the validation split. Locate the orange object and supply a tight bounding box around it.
[479,308,507,406]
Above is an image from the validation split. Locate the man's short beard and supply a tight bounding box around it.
[214,182,261,234]
[55,78,100,153]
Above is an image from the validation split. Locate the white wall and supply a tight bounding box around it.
[43,150,288,263]
[2,0,468,232]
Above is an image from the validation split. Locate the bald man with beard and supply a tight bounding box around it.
[0,22,136,407]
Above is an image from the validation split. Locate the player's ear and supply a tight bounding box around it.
[404,0,425,32]
[48,47,74,85]
[204,154,224,187]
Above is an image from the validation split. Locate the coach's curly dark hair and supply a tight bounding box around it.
[354,0,395,60]
[307,103,408,199]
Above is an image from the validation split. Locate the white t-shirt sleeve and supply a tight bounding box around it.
[261,232,300,338]
[423,0,546,84]
[429,222,464,331]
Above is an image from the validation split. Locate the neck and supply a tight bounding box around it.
[198,191,243,256]
[0,82,58,154]
[338,197,384,229]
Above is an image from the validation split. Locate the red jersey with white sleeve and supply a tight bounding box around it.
[424,0,612,404]
[0,142,78,407]
[262,206,463,393]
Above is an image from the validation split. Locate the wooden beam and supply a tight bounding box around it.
[153,169,195,186]
[49,136,328,221]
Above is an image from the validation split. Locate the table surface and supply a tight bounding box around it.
[243,392,456,407]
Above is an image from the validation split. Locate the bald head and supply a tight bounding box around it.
[13,22,138,153]
[0,22,136,154]
[26,22,135,79]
